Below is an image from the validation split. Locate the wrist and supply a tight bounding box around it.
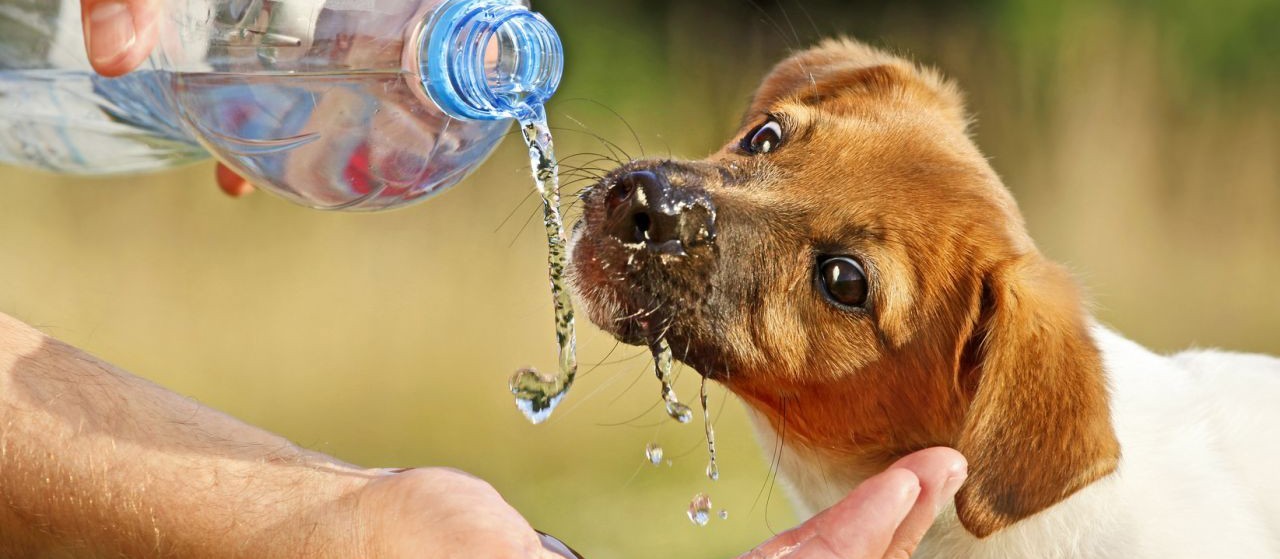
[237,458,376,558]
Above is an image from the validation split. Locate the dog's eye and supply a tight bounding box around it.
[742,119,783,155]
[818,256,868,308]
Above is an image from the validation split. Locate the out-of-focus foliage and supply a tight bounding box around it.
[1,1,1277,556]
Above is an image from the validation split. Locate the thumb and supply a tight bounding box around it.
[81,0,160,76]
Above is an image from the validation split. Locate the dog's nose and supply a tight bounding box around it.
[605,170,715,254]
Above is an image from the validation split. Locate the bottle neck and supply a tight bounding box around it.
[413,0,563,122]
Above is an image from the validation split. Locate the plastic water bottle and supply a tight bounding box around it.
[0,0,562,211]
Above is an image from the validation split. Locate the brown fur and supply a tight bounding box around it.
[569,38,1120,537]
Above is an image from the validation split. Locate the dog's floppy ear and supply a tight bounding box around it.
[954,255,1120,538]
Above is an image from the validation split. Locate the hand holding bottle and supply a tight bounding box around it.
[79,0,250,196]
[2,0,559,207]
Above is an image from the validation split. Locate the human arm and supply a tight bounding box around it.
[0,311,558,557]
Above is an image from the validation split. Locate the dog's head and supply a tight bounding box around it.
[568,38,1119,537]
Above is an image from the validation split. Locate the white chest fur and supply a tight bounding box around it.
[748,325,1280,558]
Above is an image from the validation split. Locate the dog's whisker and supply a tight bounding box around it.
[561,112,635,162]
[597,364,670,425]
[655,133,674,160]
[763,396,790,535]
[555,344,643,419]
[603,358,657,408]
[547,125,631,165]
[775,0,805,51]
[556,176,605,190]
[558,160,616,176]
[558,99,647,159]
[558,168,611,180]
[545,127,626,161]
[751,395,788,523]
[558,150,623,164]
[575,337,624,380]
[590,349,653,367]
[791,0,823,39]
[506,205,544,248]
[613,299,667,323]
[746,0,800,53]
[492,187,540,233]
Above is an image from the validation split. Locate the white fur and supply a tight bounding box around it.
[750,323,1280,558]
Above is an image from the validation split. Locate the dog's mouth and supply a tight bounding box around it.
[569,161,730,378]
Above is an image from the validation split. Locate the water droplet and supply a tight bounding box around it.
[666,401,693,423]
[706,462,720,481]
[687,493,713,526]
[719,509,729,520]
[645,443,664,465]
[511,110,578,425]
[510,367,567,424]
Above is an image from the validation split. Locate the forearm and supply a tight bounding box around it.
[0,312,368,557]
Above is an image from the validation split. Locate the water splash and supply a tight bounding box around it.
[645,442,664,466]
[687,493,713,526]
[509,107,578,424]
[718,509,728,520]
[650,338,692,423]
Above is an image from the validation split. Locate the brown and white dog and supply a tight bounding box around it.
[566,39,1280,558]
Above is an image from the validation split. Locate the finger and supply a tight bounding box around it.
[743,468,920,559]
[882,447,968,559]
[216,163,255,198]
[81,0,159,77]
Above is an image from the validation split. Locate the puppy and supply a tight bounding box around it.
[567,38,1280,558]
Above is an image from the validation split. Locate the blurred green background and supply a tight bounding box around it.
[2,0,1278,556]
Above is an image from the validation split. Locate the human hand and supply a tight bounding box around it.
[346,467,576,558]
[80,0,255,198]
[742,447,967,559]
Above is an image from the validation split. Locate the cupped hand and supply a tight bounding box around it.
[742,447,967,559]
[345,467,572,558]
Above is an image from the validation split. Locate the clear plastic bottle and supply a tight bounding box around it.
[0,0,562,211]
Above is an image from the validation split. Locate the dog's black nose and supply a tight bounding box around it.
[605,169,715,255]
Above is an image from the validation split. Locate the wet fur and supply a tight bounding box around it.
[568,38,1280,557]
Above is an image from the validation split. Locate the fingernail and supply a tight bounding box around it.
[87,1,136,67]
